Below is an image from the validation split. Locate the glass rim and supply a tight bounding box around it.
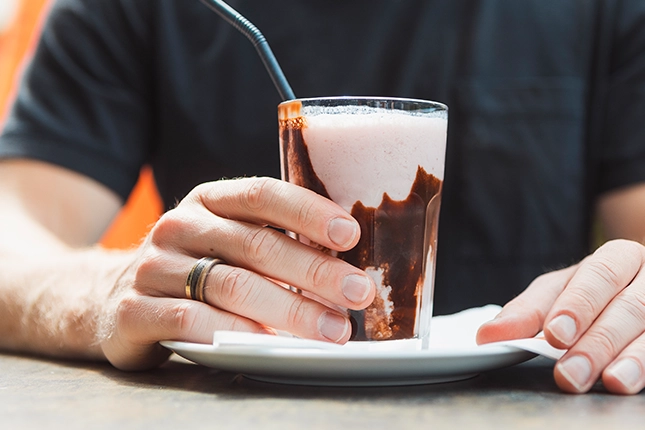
[279,96,448,112]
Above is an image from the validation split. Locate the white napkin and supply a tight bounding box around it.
[212,305,566,360]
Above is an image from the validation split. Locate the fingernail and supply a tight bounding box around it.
[607,358,642,392]
[558,355,592,391]
[318,312,350,342]
[342,274,371,304]
[328,218,358,247]
[547,314,577,345]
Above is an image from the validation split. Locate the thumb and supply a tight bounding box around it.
[476,311,542,344]
[476,265,577,345]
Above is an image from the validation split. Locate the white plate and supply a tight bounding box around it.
[160,340,535,386]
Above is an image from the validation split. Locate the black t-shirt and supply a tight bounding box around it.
[3,0,645,314]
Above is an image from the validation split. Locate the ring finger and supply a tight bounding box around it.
[134,253,351,343]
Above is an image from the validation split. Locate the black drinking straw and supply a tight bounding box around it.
[199,0,297,101]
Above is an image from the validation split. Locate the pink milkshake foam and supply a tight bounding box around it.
[301,105,447,210]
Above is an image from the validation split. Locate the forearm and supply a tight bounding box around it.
[0,247,137,360]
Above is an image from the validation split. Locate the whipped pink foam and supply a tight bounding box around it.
[301,106,447,210]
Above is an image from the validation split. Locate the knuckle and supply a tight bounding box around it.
[562,288,599,315]
[584,326,621,361]
[132,250,166,293]
[113,293,143,331]
[242,177,278,212]
[605,238,642,255]
[295,197,318,230]
[185,182,213,203]
[585,257,623,290]
[305,255,336,291]
[611,293,645,327]
[171,302,200,336]
[241,227,283,266]
[286,298,309,328]
[149,210,184,248]
[192,181,212,196]
[218,268,257,310]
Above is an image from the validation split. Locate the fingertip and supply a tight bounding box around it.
[318,311,351,343]
[553,370,586,394]
[475,321,497,345]
[544,314,578,349]
[475,313,539,345]
[341,272,377,309]
[554,355,593,394]
[603,358,644,395]
[475,317,508,344]
[328,217,360,249]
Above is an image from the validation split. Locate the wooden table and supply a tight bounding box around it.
[1,353,642,429]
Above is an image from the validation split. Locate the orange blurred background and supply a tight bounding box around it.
[0,0,163,249]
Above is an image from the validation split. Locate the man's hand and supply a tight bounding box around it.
[100,177,376,370]
[477,239,645,394]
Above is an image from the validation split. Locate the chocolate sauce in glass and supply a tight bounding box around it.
[279,114,442,341]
